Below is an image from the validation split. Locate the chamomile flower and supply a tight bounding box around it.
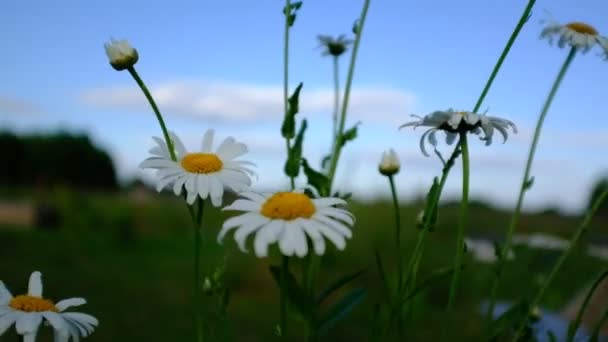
[465,238,515,264]
[317,34,354,57]
[399,109,517,156]
[541,19,608,57]
[218,191,355,257]
[0,271,98,342]
[104,38,138,71]
[140,129,255,206]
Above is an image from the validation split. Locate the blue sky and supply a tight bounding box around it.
[1,0,607,213]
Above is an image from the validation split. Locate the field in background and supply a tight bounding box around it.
[1,187,607,341]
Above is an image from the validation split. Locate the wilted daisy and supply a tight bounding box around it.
[140,130,254,206]
[512,233,569,250]
[378,149,400,176]
[465,238,515,263]
[0,271,98,342]
[218,191,355,257]
[104,38,139,71]
[400,109,517,156]
[317,34,354,57]
[541,19,608,57]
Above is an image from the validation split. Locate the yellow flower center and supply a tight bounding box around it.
[260,192,316,220]
[180,153,223,174]
[9,295,58,312]
[566,22,598,35]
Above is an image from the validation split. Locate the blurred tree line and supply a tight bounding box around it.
[0,131,117,189]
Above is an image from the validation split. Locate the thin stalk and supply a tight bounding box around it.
[472,0,536,113]
[326,0,370,190]
[280,1,294,336]
[194,199,206,342]
[388,175,402,291]
[511,189,608,341]
[332,56,340,141]
[446,133,470,312]
[127,67,176,161]
[566,269,608,342]
[488,47,577,321]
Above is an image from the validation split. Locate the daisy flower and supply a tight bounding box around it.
[104,38,139,71]
[399,109,517,156]
[140,129,255,206]
[0,271,98,342]
[540,19,608,57]
[317,34,354,57]
[218,191,355,257]
[465,238,515,264]
[378,149,400,176]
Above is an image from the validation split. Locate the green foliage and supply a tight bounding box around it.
[284,119,307,177]
[301,158,330,196]
[281,82,304,139]
[338,122,361,148]
[282,1,303,27]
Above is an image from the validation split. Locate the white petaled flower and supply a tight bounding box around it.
[104,38,139,71]
[541,19,608,57]
[140,130,255,206]
[378,149,400,176]
[512,233,569,251]
[218,191,355,257]
[0,271,98,342]
[317,34,354,57]
[465,238,515,264]
[400,109,517,156]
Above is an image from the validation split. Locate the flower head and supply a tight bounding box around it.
[218,191,355,257]
[400,109,517,156]
[104,38,139,71]
[140,130,255,206]
[317,34,354,57]
[465,238,514,263]
[541,19,608,57]
[0,271,98,342]
[378,149,400,176]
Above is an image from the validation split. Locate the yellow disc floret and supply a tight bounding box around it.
[181,153,223,174]
[566,22,598,35]
[261,192,316,220]
[9,295,58,312]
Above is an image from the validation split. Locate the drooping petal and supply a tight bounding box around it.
[41,311,67,336]
[0,281,13,305]
[16,312,42,335]
[28,271,43,297]
[312,197,346,208]
[313,215,353,238]
[0,311,18,335]
[216,141,248,161]
[55,298,86,312]
[222,199,261,212]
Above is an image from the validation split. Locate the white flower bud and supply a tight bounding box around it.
[378,149,400,176]
[104,39,138,71]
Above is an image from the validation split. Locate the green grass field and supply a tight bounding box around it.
[1,188,606,341]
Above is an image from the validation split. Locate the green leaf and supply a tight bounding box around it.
[317,287,367,335]
[524,176,535,190]
[284,119,307,177]
[374,250,392,303]
[485,300,530,340]
[302,158,330,196]
[316,269,365,305]
[321,154,331,170]
[282,2,303,27]
[269,265,312,317]
[352,19,360,35]
[418,177,439,231]
[338,122,361,148]
[281,82,304,139]
[400,266,457,305]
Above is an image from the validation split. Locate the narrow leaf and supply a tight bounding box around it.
[400,266,456,305]
[281,82,304,139]
[302,158,330,196]
[338,122,361,148]
[284,119,307,177]
[269,265,312,317]
[317,287,367,335]
[317,269,365,305]
[374,250,392,303]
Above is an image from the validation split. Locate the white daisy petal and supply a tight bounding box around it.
[313,215,353,239]
[291,225,309,257]
[255,220,283,257]
[317,207,355,225]
[230,216,271,252]
[317,225,347,250]
[42,311,67,335]
[139,157,176,169]
[56,298,86,312]
[28,272,43,297]
[300,220,326,255]
[0,281,13,305]
[16,312,42,335]
[313,197,346,207]
[209,176,225,207]
[0,312,18,335]
[173,175,188,196]
[196,174,210,200]
[223,199,261,212]
[54,330,70,342]
[201,129,215,152]
[217,142,248,161]
[169,131,187,158]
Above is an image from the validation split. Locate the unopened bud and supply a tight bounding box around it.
[104,39,139,71]
[378,149,400,176]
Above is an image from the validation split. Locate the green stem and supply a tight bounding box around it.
[488,47,577,322]
[446,132,469,312]
[127,66,176,161]
[332,56,340,141]
[472,0,536,113]
[511,189,608,341]
[326,0,370,190]
[566,269,608,342]
[388,175,402,291]
[283,0,295,190]
[280,255,289,338]
[194,199,205,342]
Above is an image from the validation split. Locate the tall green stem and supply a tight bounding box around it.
[326,0,370,190]
[446,133,469,312]
[488,47,577,321]
[388,176,402,290]
[194,200,205,342]
[511,189,607,341]
[567,269,608,342]
[127,67,176,161]
[332,56,340,141]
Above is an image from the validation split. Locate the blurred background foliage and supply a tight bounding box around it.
[0,131,607,341]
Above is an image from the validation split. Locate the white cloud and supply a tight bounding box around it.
[79,80,416,125]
